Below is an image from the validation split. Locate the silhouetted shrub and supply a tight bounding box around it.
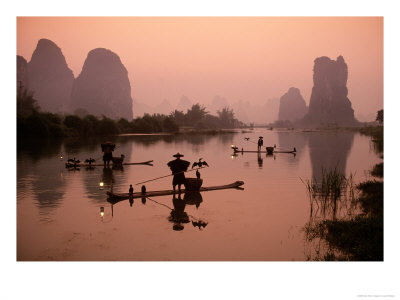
[25,113,50,138]
[98,116,120,135]
[162,116,179,132]
[64,115,84,134]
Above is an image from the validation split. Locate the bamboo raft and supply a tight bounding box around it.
[233,149,296,154]
[107,180,245,203]
[65,160,153,168]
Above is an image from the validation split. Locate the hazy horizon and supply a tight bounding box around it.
[17,17,383,121]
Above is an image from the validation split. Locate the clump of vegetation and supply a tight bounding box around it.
[357,180,383,217]
[371,162,383,178]
[320,216,383,261]
[301,166,356,222]
[302,167,354,201]
[303,173,383,260]
[17,88,246,139]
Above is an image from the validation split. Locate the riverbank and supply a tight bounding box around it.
[304,125,384,261]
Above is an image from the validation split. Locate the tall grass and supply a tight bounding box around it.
[301,166,357,221]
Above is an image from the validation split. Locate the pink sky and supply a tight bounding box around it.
[17,17,383,120]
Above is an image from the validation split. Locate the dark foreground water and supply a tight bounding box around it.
[17,129,380,260]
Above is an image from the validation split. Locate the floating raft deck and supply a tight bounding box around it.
[107,180,245,203]
[65,160,153,168]
[233,149,296,154]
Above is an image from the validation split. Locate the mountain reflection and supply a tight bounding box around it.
[277,131,306,164]
[26,156,67,217]
[118,132,236,147]
[17,138,63,162]
[308,132,354,182]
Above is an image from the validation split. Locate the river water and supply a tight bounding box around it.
[16,129,381,261]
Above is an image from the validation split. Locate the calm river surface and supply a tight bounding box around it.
[17,129,381,261]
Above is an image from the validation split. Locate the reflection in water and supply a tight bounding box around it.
[102,167,115,190]
[183,191,203,208]
[277,131,306,164]
[257,152,263,168]
[18,130,380,260]
[17,138,63,162]
[81,141,133,203]
[303,132,357,260]
[231,150,285,166]
[308,132,354,182]
[118,132,236,148]
[169,193,190,231]
[99,204,114,223]
[21,156,67,220]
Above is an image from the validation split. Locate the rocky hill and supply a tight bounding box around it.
[278,87,308,122]
[301,56,356,126]
[27,39,74,113]
[17,55,29,93]
[70,48,133,120]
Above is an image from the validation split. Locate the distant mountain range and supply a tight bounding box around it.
[17,38,133,119]
[17,39,364,125]
[133,95,280,125]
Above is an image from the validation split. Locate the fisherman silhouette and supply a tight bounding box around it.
[167,153,190,193]
[258,136,263,151]
[101,142,115,167]
[129,184,133,195]
[140,184,147,204]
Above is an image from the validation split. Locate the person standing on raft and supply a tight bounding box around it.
[257,136,263,151]
[101,142,115,167]
[167,153,190,193]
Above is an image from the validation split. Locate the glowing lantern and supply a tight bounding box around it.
[99,182,104,190]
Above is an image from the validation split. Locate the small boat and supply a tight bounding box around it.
[232,147,296,154]
[65,160,154,168]
[233,149,296,154]
[107,180,245,203]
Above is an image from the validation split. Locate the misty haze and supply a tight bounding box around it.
[17,17,383,263]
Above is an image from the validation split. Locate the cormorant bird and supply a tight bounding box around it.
[192,158,209,168]
[244,137,250,141]
[85,158,95,164]
[196,169,201,179]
